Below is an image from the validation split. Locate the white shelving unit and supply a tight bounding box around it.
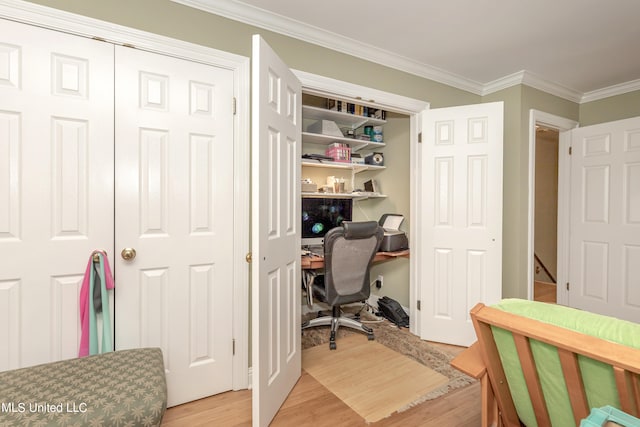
[302,105,386,152]
[301,103,387,198]
[303,105,385,129]
[301,131,385,152]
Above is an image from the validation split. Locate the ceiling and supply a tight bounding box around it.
[174,0,640,102]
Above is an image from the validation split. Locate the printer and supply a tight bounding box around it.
[378,214,409,252]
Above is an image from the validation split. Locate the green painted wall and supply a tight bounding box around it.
[19,0,639,308]
[353,113,411,306]
[488,86,579,298]
[25,0,479,108]
[482,86,523,297]
[580,90,640,125]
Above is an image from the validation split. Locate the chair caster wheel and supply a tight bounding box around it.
[329,341,336,350]
[367,334,374,341]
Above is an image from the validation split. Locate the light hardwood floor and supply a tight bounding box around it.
[162,342,480,426]
[534,281,557,304]
[164,284,556,426]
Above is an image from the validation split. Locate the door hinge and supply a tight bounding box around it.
[232,339,235,355]
[233,97,237,115]
[566,282,570,291]
[569,146,572,155]
[417,300,421,310]
[418,132,423,143]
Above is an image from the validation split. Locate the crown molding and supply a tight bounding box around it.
[0,0,247,69]
[171,0,485,95]
[483,70,583,103]
[173,0,640,105]
[520,71,583,103]
[581,79,640,103]
[482,71,527,96]
[7,0,638,104]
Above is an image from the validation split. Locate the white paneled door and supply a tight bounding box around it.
[251,35,301,427]
[0,19,237,407]
[419,102,503,347]
[565,117,640,322]
[0,19,114,370]
[114,46,236,406]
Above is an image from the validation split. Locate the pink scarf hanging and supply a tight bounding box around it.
[78,250,115,357]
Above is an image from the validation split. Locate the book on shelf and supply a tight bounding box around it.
[326,98,385,120]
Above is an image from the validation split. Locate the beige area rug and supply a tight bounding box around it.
[301,311,475,421]
[303,334,449,423]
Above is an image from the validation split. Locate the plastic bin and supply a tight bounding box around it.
[580,406,640,427]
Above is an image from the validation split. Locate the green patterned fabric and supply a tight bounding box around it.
[0,348,166,427]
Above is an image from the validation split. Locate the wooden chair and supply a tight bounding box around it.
[451,301,640,427]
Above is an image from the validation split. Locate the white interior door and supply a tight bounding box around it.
[0,19,114,370]
[565,116,640,322]
[419,102,503,347]
[251,35,301,427]
[113,46,236,406]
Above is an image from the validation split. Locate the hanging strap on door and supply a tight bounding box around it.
[79,250,115,357]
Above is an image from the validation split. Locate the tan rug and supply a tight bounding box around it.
[301,311,475,405]
[303,334,450,423]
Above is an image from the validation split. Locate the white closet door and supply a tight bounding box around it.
[251,35,301,427]
[566,116,640,322]
[419,102,503,347]
[0,19,114,370]
[113,46,236,406]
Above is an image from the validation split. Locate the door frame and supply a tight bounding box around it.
[527,110,578,304]
[293,70,429,335]
[0,0,251,390]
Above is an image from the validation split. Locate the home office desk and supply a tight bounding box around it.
[301,249,410,270]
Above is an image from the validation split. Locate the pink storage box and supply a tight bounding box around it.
[325,145,351,163]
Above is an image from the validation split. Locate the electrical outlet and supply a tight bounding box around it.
[376,274,383,288]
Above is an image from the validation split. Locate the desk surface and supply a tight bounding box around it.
[301,249,409,269]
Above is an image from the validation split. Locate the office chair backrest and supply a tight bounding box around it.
[323,221,384,306]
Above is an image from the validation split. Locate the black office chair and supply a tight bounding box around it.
[302,221,384,350]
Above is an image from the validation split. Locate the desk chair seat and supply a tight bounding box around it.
[302,221,383,350]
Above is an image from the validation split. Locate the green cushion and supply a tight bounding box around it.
[490,299,640,427]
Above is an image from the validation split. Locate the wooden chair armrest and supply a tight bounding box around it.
[451,342,500,427]
[451,342,486,379]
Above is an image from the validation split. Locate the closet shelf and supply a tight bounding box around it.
[301,192,387,200]
[302,131,385,152]
[302,105,385,130]
[301,159,385,173]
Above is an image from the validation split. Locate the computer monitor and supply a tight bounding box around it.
[301,197,352,247]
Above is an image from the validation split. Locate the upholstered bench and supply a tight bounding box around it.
[0,348,167,426]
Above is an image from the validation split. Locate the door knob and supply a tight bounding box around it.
[121,247,137,261]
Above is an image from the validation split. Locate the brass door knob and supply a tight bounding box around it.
[121,247,137,261]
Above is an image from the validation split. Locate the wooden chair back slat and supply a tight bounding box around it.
[471,304,521,426]
[614,367,640,417]
[557,348,589,425]
[512,333,551,426]
[633,374,640,418]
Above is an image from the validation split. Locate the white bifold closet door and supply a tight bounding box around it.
[0,19,236,407]
[114,45,235,406]
[0,19,115,370]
